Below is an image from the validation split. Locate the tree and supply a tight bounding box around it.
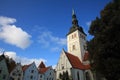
[88,0,120,80]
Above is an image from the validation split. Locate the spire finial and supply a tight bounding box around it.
[72,9,75,15]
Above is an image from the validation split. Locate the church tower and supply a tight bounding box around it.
[67,10,87,62]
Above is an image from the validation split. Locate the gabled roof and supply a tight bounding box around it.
[65,51,90,70]
[38,61,46,68]
[38,61,51,74]
[22,63,32,71]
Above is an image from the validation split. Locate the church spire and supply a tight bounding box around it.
[67,9,86,35]
[72,9,78,26]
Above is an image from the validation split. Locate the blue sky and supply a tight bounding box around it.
[0,0,111,67]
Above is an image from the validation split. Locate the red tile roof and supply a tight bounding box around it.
[83,51,89,61]
[38,61,50,74]
[65,51,90,70]
[38,61,46,68]
[22,63,32,71]
[38,67,50,74]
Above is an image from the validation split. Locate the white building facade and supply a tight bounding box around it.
[0,59,9,80]
[22,62,39,80]
[9,63,23,80]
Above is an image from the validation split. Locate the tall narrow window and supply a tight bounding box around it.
[72,35,74,39]
[0,70,2,74]
[84,45,87,50]
[77,72,80,80]
[86,72,90,80]
[31,70,34,73]
[74,33,76,38]
[40,75,42,78]
[30,76,33,79]
[73,45,76,50]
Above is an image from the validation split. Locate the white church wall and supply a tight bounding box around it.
[78,31,87,61]
[71,68,85,80]
[56,50,72,79]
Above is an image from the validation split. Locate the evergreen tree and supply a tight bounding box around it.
[88,0,120,80]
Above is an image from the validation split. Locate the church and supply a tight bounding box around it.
[55,10,94,80]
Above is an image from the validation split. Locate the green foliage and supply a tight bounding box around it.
[88,0,120,80]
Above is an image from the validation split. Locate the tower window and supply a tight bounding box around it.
[72,45,76,50]
[72,35,74,39]
[74,33,76,38]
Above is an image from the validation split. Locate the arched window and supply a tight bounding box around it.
[77,71,80,80]
[59,73,62,79]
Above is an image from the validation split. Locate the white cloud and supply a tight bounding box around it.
[38,31,66,51]
[0,16,32,49]
[86,21,91,27]
[0,51,47,67]
[0,16,16,26]
[52,65,56,69]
